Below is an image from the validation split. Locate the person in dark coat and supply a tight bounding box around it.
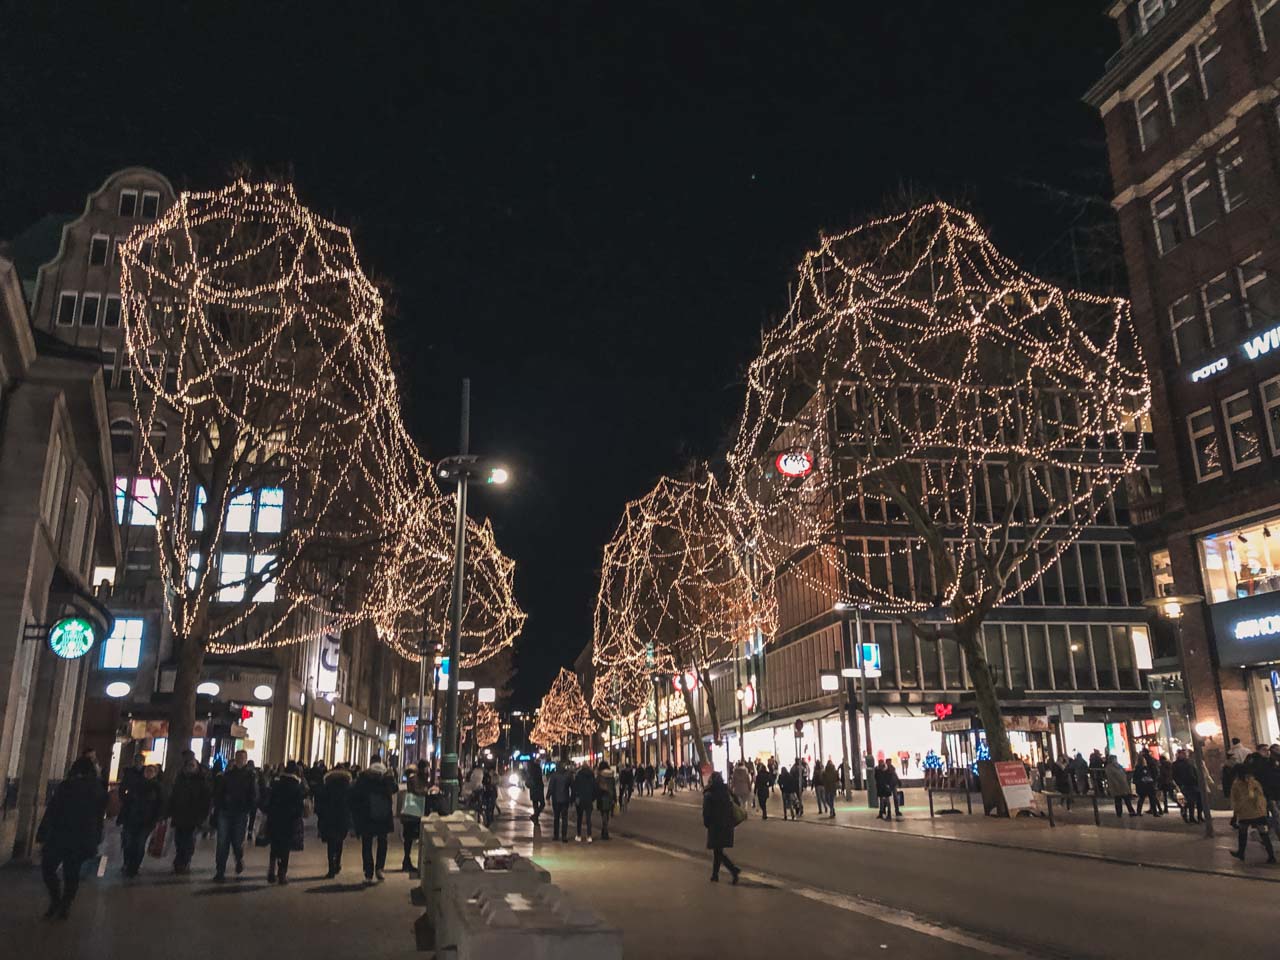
[213,749,258,881]
[572,762,597,842]
[118,763,162,877]
[349,756,397,883]
[527,760,546,823]
[37,757,106,919]
[595,761,617,840]
[777,765,796,820]
[546,762,573,842]
[754,762,772,820]
[703,772,740,883]
[316,764,354,877]
[264,762,306,884]
[1171,749,1203,823]
[167,751,212,874]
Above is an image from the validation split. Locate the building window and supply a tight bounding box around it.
[1241,256,1279,328]
[1196,33,1224,98]
[1151,548,1175,597]
[1199,514,1280,603]
[256,487,284,533]
[252,554,277,602]
[1169,294,1206,362]
[110,419,134,457]
[118,189,138,217]
[1152,189,1183,254]
[187,551,201,590]
[1165,59,1197,126]
[219,552,248,602]
[1187,407,1222,481]
[103,295,122,328]
[1261,375,1280,455]
[1182,164,1218,235]
[1216,140,1247,212]
[80,293,100,327]
[88,235,109,267]
[1140,0,1171,33]
[192,486,207,531]
[1136,85,1164,150]
[101,350,117,389]
[226,491,254,532]
[56,292,78,326]
[140,191,160,220]
[1223,391,1263,469]
[103,618,144,669]
[1203,272,1246,346]
[116,476,160,526]
[1255,0,1280,50]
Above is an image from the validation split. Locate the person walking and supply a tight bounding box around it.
[1104,755,1137,817]
[1171,749,1204,823]
[213,749,258,881]
[264,762,305,884]
[821,760,839,818]
[527,760,546,824]
[118,762,162,877]
[1229,764,1276,864]
[573,761,597,842]
[778,764,796,820]
[1132,749,1162,816]
[596,761,617,840]
[349,755,397,883]
[814,761,828,815]
[316,762,354,878]
[644,762,655,796]
[37,757,106,919]
[617,763,633,811]
[703,772,741,884]
[167,751,211,874]
[754,761,772,820]
[547,762,573,842]
[1158,753,1178,816]
[731,761,752,812]
[875,760,892,820]
[398,760,429,872]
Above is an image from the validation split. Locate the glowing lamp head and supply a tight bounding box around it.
[486,466,509,485]
[105,681,132,699]
[253,684,274,700]
[196,681,220,697]
[1194,719,1221,739]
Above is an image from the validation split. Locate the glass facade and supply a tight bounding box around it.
[1198,511,1280,603]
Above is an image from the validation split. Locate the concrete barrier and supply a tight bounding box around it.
[418,813,505,915]
[439,883,622,960]
[433,855,551,945]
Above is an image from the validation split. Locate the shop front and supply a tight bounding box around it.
[1208,583,1280,746]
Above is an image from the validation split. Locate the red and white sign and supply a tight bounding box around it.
[775,450,815,479]
[993,760,1034,811]
[672,671,699,693]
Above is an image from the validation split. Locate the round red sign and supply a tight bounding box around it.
[775,450,814,478]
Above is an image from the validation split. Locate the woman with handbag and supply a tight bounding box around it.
[264,762,306,885]
[703,772,741,884]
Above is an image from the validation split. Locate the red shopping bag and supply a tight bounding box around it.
[147,821,168,858]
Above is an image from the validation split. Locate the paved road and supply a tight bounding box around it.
[591,790,1276,960]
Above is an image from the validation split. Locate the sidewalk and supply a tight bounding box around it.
[638,783,1278,883]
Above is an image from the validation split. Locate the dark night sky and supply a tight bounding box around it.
[0,2,1118,708]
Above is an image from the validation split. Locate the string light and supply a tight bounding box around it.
[463,701,501,749]
[529,668,594,748]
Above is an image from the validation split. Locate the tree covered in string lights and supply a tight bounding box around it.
[731,203,1149,761]
[593,472,774,765]
[464,701,502,751]
[529,668,594,751]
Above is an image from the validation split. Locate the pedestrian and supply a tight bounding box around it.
[399,760,429,871]
[1132,748,1162,816]
[167,751,211,874]
[316,762,354,878]
[1227,738,1251,765]
[573,760,597,842]
[875,760,891,820]
[617,762,633,811]
[1104,754,1137,817]
[730,760,752,811]
[885,759,903,819]
[36,757,106,919]
[596,761,617,840]
[703,772,741,884]
[644,762,655,796]
[1158,753,1178,815]
[118,762,162,877]
[1069,752,1090,795]
[1171,749,1204,823]
[264,762,305,884]
[1229,764,1276,864]
[777,764,795,820]
[349,754,397,883]
[547,762,573,842]
[527,760,546,824]
[814,761,827,815]
[213,749,258,882]
[480,768,498,827]
[753,761,771,820]
[822,760,839,819]
[1264,746,1280,835]
[789,761,805,817]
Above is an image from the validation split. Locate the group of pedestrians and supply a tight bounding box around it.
[539,759,617,842]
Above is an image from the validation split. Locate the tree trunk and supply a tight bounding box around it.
[696,664,722,745]
[680,682,712,766]
[954,621,1014,762]
[630,714,640,765]
[165,633,207,784]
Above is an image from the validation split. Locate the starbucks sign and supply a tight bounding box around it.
[48,616,96,660]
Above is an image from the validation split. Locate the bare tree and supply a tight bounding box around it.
[731,203,1149,761]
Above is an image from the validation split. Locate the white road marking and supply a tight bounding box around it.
[620,834,1035,959]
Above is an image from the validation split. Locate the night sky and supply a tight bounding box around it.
[0,2,1118,707]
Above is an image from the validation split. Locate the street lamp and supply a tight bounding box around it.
[1142,594,1214,838]
[436,378,511,815]
[734,686,746,763]
[835,601,874,804]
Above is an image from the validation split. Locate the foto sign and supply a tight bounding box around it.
[48,617,96,660]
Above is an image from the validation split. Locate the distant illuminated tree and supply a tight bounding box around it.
[529,668,594,750]
[464,702,502,750]
[730,203,1149,761]
[593,472,775,765]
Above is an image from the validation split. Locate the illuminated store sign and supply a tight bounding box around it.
[1191,357,1228,382]
[1234,614,1280,641]
[1190,322,1280,383]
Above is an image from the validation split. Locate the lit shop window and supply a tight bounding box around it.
[126,477,160,526]
[1199,516,1280,603]
[226,491,254,532]
[103,618,144,669]
[257,487,284,533]
[218,552,247,602]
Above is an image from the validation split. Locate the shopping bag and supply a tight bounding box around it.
[732,800,748,826]
[147,821,167,858]
[401,791,425,819]
[895,790,905,807]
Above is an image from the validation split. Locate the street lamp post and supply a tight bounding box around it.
[1143,594,1215,838]
[734,686,746,764]
[836,602,876,806]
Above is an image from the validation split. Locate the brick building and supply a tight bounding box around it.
[1086,0,1280,758]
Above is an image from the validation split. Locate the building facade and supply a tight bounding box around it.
[0,256,119,863]
[1086,0,1280,759]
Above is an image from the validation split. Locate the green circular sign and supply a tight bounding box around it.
[48,617,96,660]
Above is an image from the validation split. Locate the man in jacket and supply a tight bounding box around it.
[213,749,258,882]
[595,762,617,840]
[38,757,106,918]
[1171,749,1203,823]
[546,762,573,842]
[526,760,546,823]
[572,761,597,842]
[167,751,211,874]
[349,756,397,883]
[821,760,839,818]
[118,763,162,877]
